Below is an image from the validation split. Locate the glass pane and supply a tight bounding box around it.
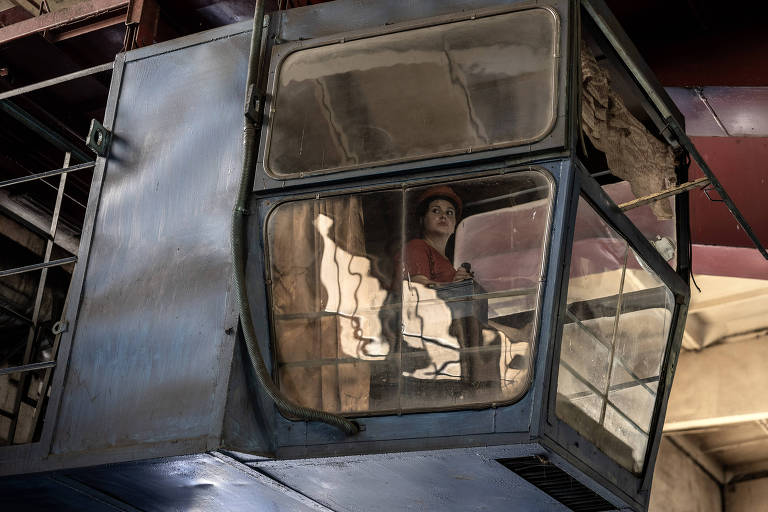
[267,170,552,415]
[565,197,627,330]
[400,174,550,410]
[267,9,558,177]
[603,181,677,268]
[556,199,675,474]
[607,248,675,435]
[268,191,403,414]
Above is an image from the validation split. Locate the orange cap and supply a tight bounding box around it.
[415,185,462,219]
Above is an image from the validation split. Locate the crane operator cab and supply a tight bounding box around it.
[233,0,695,510]
[8,0,767,509]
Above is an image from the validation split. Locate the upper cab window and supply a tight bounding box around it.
[266,171,552,415]
[265,8,559,177]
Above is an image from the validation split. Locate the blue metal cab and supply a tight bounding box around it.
[1,1,702,510]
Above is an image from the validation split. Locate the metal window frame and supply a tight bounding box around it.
[261,5,561,180]
[259,165,556,419]
[253,0,571,192]
[538,160,690,511]
[241,158,573,458]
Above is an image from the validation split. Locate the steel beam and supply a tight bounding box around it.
[0,256,77,278]
[0,0,128,46]
[0,189,81,255]
[0,100,91,163]
[0,161,95,188]
[47,13,126,42]
[0,361,56,377]
[666,434,726,485]
[125,0,160,49]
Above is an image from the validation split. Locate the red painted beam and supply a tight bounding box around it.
[0,6,33,28]
[689,137,768,249]
[693,245,768,280]
[0,0,128,46]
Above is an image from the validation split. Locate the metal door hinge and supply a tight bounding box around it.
[245,84,263,126]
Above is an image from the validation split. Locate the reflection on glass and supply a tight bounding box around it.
[556,198,675,473]
[267,171,552,414]
[603,181,677,268]
[267,9,558,176]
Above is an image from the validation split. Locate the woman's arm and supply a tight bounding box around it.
[410,269,471,287]
[410,274,437,286]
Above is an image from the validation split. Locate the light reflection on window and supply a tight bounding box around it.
[266,9,559,177]
[556,197,675,474]
[267,171,552,414]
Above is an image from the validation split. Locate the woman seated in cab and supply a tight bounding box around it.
[403,185,473,286]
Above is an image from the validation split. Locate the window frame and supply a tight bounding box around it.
[255,0,569,190]
[543,162,689,484]
[261,166,557,418]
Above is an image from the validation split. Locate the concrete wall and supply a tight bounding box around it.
[649,438,722,512]
[725,478,768,511]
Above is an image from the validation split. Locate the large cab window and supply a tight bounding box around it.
[266,8,559,177]
[266,170,553,414]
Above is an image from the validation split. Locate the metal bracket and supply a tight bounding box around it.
[86,118,112,157]
[244,84,263,126]
[52,320,68,335]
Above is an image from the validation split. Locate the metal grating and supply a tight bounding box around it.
[497,456,617,512]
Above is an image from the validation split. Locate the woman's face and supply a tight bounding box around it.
[422,199,457,238]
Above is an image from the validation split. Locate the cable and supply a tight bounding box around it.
[231,0,359,435]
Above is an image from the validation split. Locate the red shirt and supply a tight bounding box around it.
[403,239,457,283]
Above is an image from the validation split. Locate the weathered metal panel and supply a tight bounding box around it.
[62,453,330,511]
[278,0,557,43]
[254,445,572,512]
[665,87,726,137]
[49,27,250,457]
[705,86,768,137]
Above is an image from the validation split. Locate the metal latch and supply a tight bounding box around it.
[245,84,263,126]
[52,320,68,335]
[86,119,112,157]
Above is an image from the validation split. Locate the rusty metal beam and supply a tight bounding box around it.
[0,0,128,46]
[47,13,126,42]
[125,0,159,49]
[0,6,33,27]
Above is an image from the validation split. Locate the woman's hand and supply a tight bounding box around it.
[453,267,473,282]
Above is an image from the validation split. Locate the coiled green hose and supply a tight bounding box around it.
[231,0,359,436]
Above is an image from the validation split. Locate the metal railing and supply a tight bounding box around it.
[0,152,92,445]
